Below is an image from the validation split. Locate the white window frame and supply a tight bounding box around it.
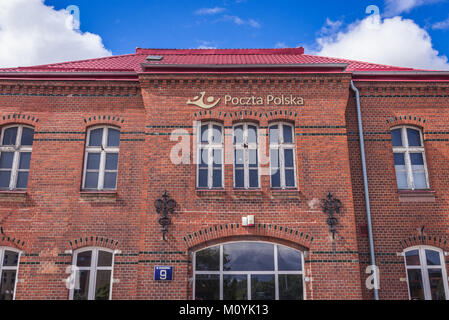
[269,122,297,189]
[392,126,429,190]
[0,247,22,300]
[233,123,260,189]
[82,126,120,191]
[0,124,34,190]
[196,122,224,189]
[69,247,115,301]
[404,246,449,300]
[193,241,306,301]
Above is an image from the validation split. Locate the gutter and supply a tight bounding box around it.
[350,80,379,300]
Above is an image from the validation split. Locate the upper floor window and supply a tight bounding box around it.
[83,126,120,191]
[70,247,114,300]
[0,247,21,300]
[0,125,34,190]
[234,123,259,189]
[404,246,448,300]
[391,126,429,190]
[269,123,296,189]
[197,122,223,189]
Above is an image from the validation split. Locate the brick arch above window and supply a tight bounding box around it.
[68,236,119,251]
[0,114,39,128]
[83,115,125,128]
[399,235,449,251]
[386,115,427,130]
[0,235,26,251]
[193,109,298,124]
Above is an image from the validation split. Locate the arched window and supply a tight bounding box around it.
[0,247,21,300]
[404,246,448,300]
[69,247,115,300]
[193,242,304,300]
[269,122,296,189]
[83,126,120,191]
[234,123,259,189]
[391,126,429,190]
[0,125,34,190]
[197,122,224,189]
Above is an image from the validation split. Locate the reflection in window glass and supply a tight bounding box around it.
[198,123,224,189]
[269,123,296,189]
[408,269,425,300]
[279,275,304,300]
[0,248,20,301]
[195,275,220,300]
[251,275,275,300]
[196,246,220,271]
[223,242,274,271]
[95,270,112,300]
[278,245,303,271]
[223,275,247,300]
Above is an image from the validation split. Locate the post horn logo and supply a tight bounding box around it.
[187,92,221,109]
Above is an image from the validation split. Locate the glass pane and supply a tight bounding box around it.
[235,169,244,188]
[107,128,120,147]
[196,246,220,271]
[89,128,103,146]
[223,242,274,271]
[407,128,422,147]
[394,153,405,166]
[251,275,275,300]
[212,125,222,144]
[84,172,99,189]
[3,251,19,267]
[95,270,111,300]
[223,275,247,300]
[212,170,222,188]
[269,125,279,144]
[213,149,222,167]
[19,152,31,169]
[247,125,257,144]
[249,149,258,167]
[73,270,90,300]
[426,250,441,266]
[104,172,117,189]
[2,127,18,146]
[195,274,219,301]
[283,125,293,143]
[0,171,11,189]
[413,172,427,189]
[249,170,259,188]
[0,270,16,300]
[428,269,446,300]
[285,170,295,188]
[405,250,420,266]
[270,149,279,168]
[98,251,113,267]
[278,246,302,271]
[199,149,208,168]
[391,129,403,147]
[87,153,101,170]
[410,153,424,166]
[235,150,244,168]
[271,168,280,188]
[16,172,29,189]
[279,275,304,300]
[201,125,209,143]
[76,251,92,267]
[284,149,294,168]
[0,152,14,169]
[234,126,243,144]
[21,127,34,146]
[105,153,119,170]
[198,169,208,188]
[407,269,425,300]
[396,170,408,189]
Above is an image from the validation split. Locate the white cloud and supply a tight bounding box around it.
[315,16,449,71]
[0,0,111,68]
[275,42,287,48]
[195,7,226,15]
[223,15,261,28]
[384,0,442,16]
[433,16,449,30]
[196,41,217,49]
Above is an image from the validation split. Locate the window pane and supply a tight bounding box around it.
[0,270,16,300]
[269,125,279,144]
[235,150,244,167]
[283,125,293,143]
[212,125,222,144]
[251,275,275,301]
[196,246,220,271]
[213,149,222,167]
[89,128,103,146]
[21,127,34,146]
[405,250,420,266]
[278,246,302,271]
[249,149,258,167]
[76,251,92,267]
[235,169,244,188]
[195,275,220,301]
[249,169,259,188]
[212,170,222,188]
[0,152,14,169]
[73,270,90,300]
[285,170,295,188]
[223,242,274,271]
[199,149,208,168]
[396,171,408,189]
[87,153,101,170]
[270,149,279,168]
[16,172,29,189]
[407,269,425,300]
[271,168,281,188]
[105,153,119,170]
[247,125,257,144]
[394,153,405,166]
[223,275,247,300]
[98,251,113,267]
[279,275,304,300]
[410,153,424,165]
[84,172,99,189]
[19,152,31,169]
[391,129,403,147]
[407,128,422,147]
[107,129,120,147]
[426,250,441,266]
[284,149,294,167]
[3,251,19,267]
[428,269,446,300]
[95,270,111,300]
[234,126,243,144]
[2,127,17,146]
[198,169,208,188]
[0,171,11,189]
[104,172,117,189]
[413,172,427,189]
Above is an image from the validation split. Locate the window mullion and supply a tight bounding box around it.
[89,249,98,300]
[208,147,213,189]
[280,147,285,189]
[10,150,20,190]
[98,151,106,190]
[405,151,414,190]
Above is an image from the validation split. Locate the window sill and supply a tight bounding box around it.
[0,190,28,202]
[398,190,435,203]
[79,190,117,203]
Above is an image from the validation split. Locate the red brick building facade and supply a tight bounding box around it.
[0,48,448,300]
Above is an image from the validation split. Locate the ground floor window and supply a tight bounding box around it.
[404,246,449,300]
[0,247,20,300]
[193,242,304,300]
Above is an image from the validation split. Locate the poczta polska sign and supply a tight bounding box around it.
[187,92,304,109]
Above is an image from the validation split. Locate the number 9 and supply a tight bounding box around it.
[160,270,167,280]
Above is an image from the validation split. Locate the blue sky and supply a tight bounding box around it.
[1,0,449,69]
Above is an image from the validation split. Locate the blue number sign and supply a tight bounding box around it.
[154,266,173,281]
